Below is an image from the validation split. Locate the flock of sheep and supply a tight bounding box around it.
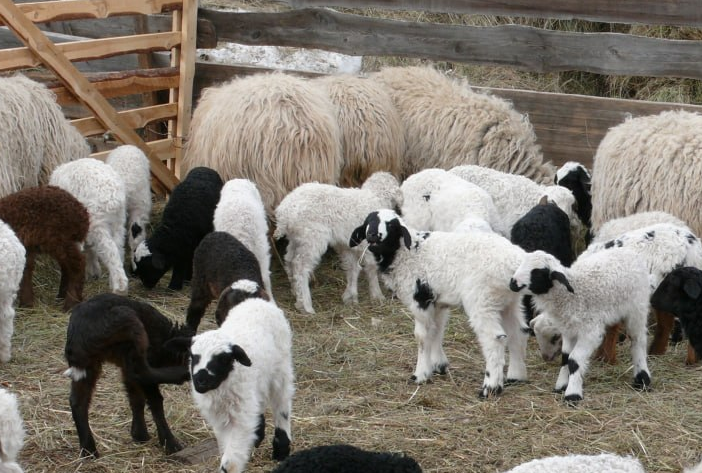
[1,65,702,472]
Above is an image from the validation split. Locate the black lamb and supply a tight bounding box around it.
[271,444,423,473]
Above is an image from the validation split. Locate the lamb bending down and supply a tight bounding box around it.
[64,294,192,458]
[509,248,652,403]
[503,452,644,473]
[0,387,25,473]
[274,171,403,314]
[0,221,24,363]
[271,444,422,473]
[350,209,529,397]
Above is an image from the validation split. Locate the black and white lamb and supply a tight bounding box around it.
[133,166,223,290]
[271,444,422,473]
[350,209,529,398]
[554,161,592,243]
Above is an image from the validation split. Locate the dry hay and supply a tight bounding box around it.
[3,205,702,472]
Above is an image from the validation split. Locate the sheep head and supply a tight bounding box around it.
[190,336,252,394]
[509,250,574,295]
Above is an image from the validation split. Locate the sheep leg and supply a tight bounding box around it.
[168,260,190,291]
[337,247,361,304]
[216,419,257,473]
[141,383,183,454]
[270,373,294,461]
[361,253,385,301]
[289,239,325,314]
[56,242,86,310]
[17,250,36,308]
[649,309,674,355]
[554,334,576,393]
[185,283,213,331]
[0,301,15,363]
[68,369,101,458]
[428,306,450,375]
[84,244,102,280]
[563,330,604,404]
[410,307,438,384]
[503,300,529,383]
[625,312,652,391]
[465,307,509,398]
[89,227,128,295]
[123,378,150,442]
[594,323,620,364]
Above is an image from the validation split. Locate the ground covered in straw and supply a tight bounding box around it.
[2,217,701,472]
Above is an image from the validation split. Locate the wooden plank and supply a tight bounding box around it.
[71,103,178,137]
[0,31,180,71]
[285,0,702,28]
[199,8,702,80]
[90,137,174,161]
[7,0,181,24]
[0,0,179,192]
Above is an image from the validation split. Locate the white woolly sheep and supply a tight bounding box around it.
[504,453,645,473]
[591,110,702,238]
[50,158,129,295]
[370,66,554,182]
[350,209,529,397]
[183,71,342,217]
[400,168,504,235]
[271,444,422,473]
[593,210,687,244]
[0,387,25,473]
[313,74,404,187]
[0,74,89,198]
[214,178,273,299]
[105,145,152,268]
[274,171,402,314]
[509,248,652,403]
[185,296,294,472]
[0,221,25,363]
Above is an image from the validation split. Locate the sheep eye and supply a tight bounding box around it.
[550,335,561,345]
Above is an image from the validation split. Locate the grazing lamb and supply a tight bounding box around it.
[63,294,193,458]
[186,231,266,332]
[105,145,152,269]
[0,387,25,473]
[185,296,294,472]
[0,186,88,310]
[555,161,593,243]
[509,248,652,403]
[350,209,529,397]
[213,178,273,299]
[0,221,24,363]
[504,453,645,473]
[50,158,129,295]
[271,444,422,473]
[134,167,223,290]
[274,171,402,314]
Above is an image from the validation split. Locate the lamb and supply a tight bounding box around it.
[0,387,25,473]
[593,210,687,244]
[503,453,645,473]
[133,166,223,290]
[214,279,271,328]
[49,157,129,295]
[185,296,294,472]
[509,248,652,403]
[271,444,422,473]
[0,186,89,310]
[213,178,273,299]
[105,145,153,269]
[555,161,593,243]
[274,171,403,314]
[185,231,266,332]
[0,221,24,363]
[350,209,529,397]
[63,293,193,458]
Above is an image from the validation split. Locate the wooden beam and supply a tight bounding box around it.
[71,103,178,137]
[0,0,178,192]
[7,0,182,24]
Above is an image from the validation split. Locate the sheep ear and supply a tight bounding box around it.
[538,195,549,206]
[551,271,574,293]
[683,278,702,300]
[229,344,252,367]
[401,225,412,249]
[349,224,367,247]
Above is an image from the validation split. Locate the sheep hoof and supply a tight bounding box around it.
[131,428,150,443]
[478,385,503,399]
[408,374,432,385]
[79,447,99,459]
[504,378,526,386]
[633,371,652,391]
[553,386,566,394]
[564,394,582,405]
[164,438,184,454]
[433,363,448,375]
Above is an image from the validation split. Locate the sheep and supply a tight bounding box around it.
[350,209,529,397]
[185,296,294,473]
[49,158,129,295]
[0,74,89,198]
[370,66,554,182]
[133,166,223,290]
[400,168,505,235]
[213,178,273,299]
[555,161,593,246]
[509,247,652,403]
[0,221,24,363]
[313,74,404,187]
[591,110,702,238]
[274,171,403,314]
[593,210,687,244]
[105,145,153,269]
[503,453,645,473]
[185,231,267,332]
[213,279,271,328]
[63,293,193,458]
[0,186,89,310]
[271,444,422,473]
[183,71,342,217]
[0,387,25,473]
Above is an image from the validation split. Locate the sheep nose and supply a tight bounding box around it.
[366,232,379,243]
[509,279,525,292]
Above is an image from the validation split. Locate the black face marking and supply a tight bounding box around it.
[528,268,554,294]
[567,358,580,375]
[413,279,435,310]
[190,354,201,372]
[365,216,408,272]
[191,350,236,393]
[422,194,430,201]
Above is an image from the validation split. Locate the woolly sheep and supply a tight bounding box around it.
[350,209,529,397]
[509,248,652,403]
[183,71,342,217]
[49,158,129,295]
[0,221,24,363]
[271,444,422,473]
[0,387,25,473]
[0,186,89,310]
[186,296,294,472]
[371,66,554,182]
[504,453,645,473]
[214,279,271,328]
[213,178,273,299]
[555,161,593,244]
[0,74,89,198]
[105,145,152,269]
[134,167,223,290]
[591,110,702,237]
[274,171,402,314]
[593,211,687,244]
[313,74,404,187]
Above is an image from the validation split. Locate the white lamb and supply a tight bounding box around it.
[214,179,274,300]
[593,210,687,243]
[105,145,152,269]
[400,168,505,235]
[0,387,25,473]
[0,221,25,363]
[509,247,652,403]
[274,171,403,314]
[50,158,129,295]
[504,453,645,473]
[350,209,529,397]
[188,286,294,473]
